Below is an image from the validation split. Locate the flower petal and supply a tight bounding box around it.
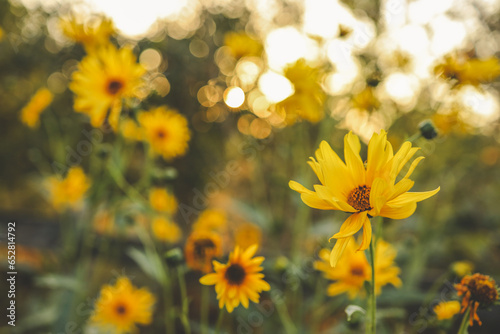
[387,187,440,206]
[329,236,354,267]
[331,212,368,238]
[369,177,388,216]
[344,132,365,185]
[357,218,372,251]
[379,202,417,219]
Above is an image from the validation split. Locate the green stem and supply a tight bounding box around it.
[107,160,147,205]
[367,236,377,334]
[215,309,225,334]
[177,267,191,334]
[275,296,297,334]
[201,285,209,334]
[457,307,470,334]
[163,268,175,334]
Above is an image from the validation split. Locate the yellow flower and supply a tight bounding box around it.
[234,222,262,250]
[276,59,326,124]
[451,261,474,277]
[120,119,143,141]
[149,187,178,214]
[455,273,499,326]
[200,245,271,313]
[224,31,263,59]
[351,86,380,112]
[47,167,91,211]
[434,55,500,87]
[91,277,155,333]
[433,301,461,320]
[137,106,191,160]
[185,230,223,273]
[69,44,145,131]
[192,209,227,233]
[290,130,440,267]
[151,216,182,243]
[432,105,470,135]
[0,27,4,41]
[93,210,115,235]
[20,88,53,128]
[315,239,401,299]
[60,15,115,52]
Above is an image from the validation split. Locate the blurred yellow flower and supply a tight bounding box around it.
[120,119,143,141]
[70,44,145,131]
[315,239,401,299]
[290,130,440,267]
[451,261,474,277]
[433,300,461,320]
[234,222,262,250]
[60,15,115,52]
[93,210,115,235]
[351,86,380,112]
[192,209,227,233]
[20,88,53,128]
[0,27,4,41]
[199,245,270,313]
[455,273,499,326]
[434,55,500,87]
[137,106,191,160]
[224,31,263,59]
[47,167,91,211]
[151,216,182,243]
[276,59,326,124]
[432,105,470,135]
[91,277,155,333]
[185,230,223,273]
[148,187,178,214]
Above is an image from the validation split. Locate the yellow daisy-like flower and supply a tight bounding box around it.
[455,273,499,326]
[60,15,115,52]
[433,300,461,320]
[185,230,223,273]
[315,239,402,299]
[20,88,53,128]
[199,245,271,313]
[224,31,263,59]
[234,222,262,250]
[137,106,191,160]
[47,167,91,211]
[290,130,440,267]
[91,277,155,333]
[120,118,143,141]
[276,59,326,124]
[69,44,145,131]
[434,55,500,87]
[192,209,227,233]
[151,216,182,243]
[148,187,178,214]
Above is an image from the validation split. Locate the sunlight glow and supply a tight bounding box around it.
[224,87,245,108]
[258,71,294,103]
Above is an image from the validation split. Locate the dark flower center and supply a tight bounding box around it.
[225,263,246,285]
[194,238,216,259]
[115,303,127,316]
[350,265,366,277]
[156,128,168,140]
[467,276,498,305]
[107,79,124,95]
[347,185,372,212]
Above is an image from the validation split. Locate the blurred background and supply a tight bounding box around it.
[1,0,500,333]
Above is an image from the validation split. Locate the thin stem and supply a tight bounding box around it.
[457,307,470,334]
[367,236,377,334]
[200,285,209,334]
[215,309,225,334]
[177,267,191,334]
[163,268,175,334]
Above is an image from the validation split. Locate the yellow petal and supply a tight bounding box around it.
[357,218,372,251]
[289,180,312,194]
[344,132,365,185]
[330,236,353,267]
[301,192,336,210]
[332,212,368,238]
[314,185,354,212]
[387,187,440,206]
[199,273,218,285]
[403,156,425,180]
[379,202,417,219]
[369,177,388,216]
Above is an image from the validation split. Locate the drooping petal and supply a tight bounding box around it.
[330,236,354,267]
[387,178,415,202]
[402,156,425,180]
[357,218,372,251]
[331,212,368,238]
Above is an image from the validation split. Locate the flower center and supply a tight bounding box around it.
[467,276,498,305]
[194,238,216,260]
[115,303,127,316]
[107,79,124,95]
[347,185,372,212]
[155,128,168,140]
[225,263,246,285]
[350,265,366,277]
